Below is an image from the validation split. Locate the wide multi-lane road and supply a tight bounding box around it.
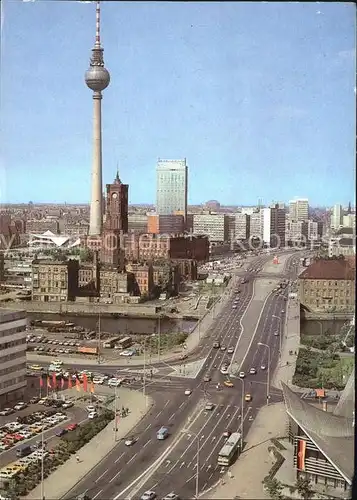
[63,252,302,500]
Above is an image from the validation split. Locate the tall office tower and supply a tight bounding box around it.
[85,2,110,236]
[261,204,286,247]
[156,159,188,221]
[331,204,343,230]
[104,171,129,233]
[288,198,309,222]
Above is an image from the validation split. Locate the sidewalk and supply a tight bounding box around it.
[25,388,153,500]
[271,294,301,391]
[204,403,288,500]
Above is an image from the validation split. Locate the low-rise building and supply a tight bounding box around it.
[147,214,184,234]
[152,262,180,295]
[298,258,355,312]
[31,259,79,302]
[99,268,130,301]
[126,262,153,297]
[128,213,148,234]
[0,309,27,405]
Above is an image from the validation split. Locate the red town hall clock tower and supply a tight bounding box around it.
[104,170,128,232]
[100,171,128,268]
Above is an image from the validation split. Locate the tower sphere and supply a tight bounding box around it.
[85,66,110,92]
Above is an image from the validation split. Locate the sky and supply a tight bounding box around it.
[1,1,356,206]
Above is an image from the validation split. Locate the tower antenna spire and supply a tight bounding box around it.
[95,1,101,47]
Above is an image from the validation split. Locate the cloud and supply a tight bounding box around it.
[275,106,308,119]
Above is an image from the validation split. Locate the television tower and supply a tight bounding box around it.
[85,1,110,236]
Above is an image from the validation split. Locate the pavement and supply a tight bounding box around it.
[25,388,153,500]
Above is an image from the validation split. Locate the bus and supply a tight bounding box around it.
[217,432,241,466]
[115,336,133,350]
[103,336,121,348]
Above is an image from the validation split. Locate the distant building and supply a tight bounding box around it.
[104,171,129,233]
[234,213,250,240]
[331,204,343,230]
[63,222,89,237]
[342,213,356,230]
[25,219,60,235]
[298,258,355,312]
[128,213,148,234]
[193,214,229,242]
[0,309,27,405]
[147,214,184,234]
[204,200,220,211]
[0,253,4,282]
[156,159,188,221]
[31,259,79,302]
[289,198,309,222]
[249,212,262,240]
[261,204,286,247]
[99,268,131,301]
[286,221,309,246]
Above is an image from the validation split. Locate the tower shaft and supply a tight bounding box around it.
[89,92,103,236]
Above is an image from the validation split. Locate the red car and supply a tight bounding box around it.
[66,423,78,431]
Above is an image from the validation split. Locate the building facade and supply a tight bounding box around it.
[193,214,229,242]
[249,212,262,240]
[128,213,148,234]
[147,214,184,234]
[289,198,309,222]
[0,309,27,405]
[331,204,343,231]
[261,205,286,247]
[234,213,250,240]
[104,172,129,233]
[298,258,355,312]
[286,221,309,246]
[126,263,153,296]
[156,159,188,220]
[31,260,79,302]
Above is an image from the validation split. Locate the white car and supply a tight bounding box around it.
[163,494,179,500]
[108,378,122,387]
[261,365,266,370]
[62,401,74,409]
[184,389,192,396]
[274,331,279,336]
[249,368,256,375]
[220,366,229,375]
[220,345,226,351]
[239,372,245,378]
[88,411,98,419]
[125,437,137,446]
[86,405,96,413]
[140,491,156,500]
[227,347,234,354]
[14,402,27,411]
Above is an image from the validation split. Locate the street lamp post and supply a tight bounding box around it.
[182,429,200,498]
[157,315,161,362]
[236,377,245,451]
[272,315,282,358]
[258,342,271,405]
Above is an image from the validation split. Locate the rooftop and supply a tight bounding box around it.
[299,258,355,280]
[281,383,354,483]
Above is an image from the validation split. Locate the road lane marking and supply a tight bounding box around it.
[143,439,151,448]
[95,468,108,483]
[179,401,185,408]
[164,400,170,408]
[127,453,137,465]
[185,473,196,484]
[92,490,103,499]
[156,411,162,418]
[114,452,125,463]
[180,461,185,468]
[144,423,151,431]
[115,404,205,500]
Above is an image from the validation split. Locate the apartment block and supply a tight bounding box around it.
[31,260,79,302]
[289,199,309,222]
[147,214,184,234]
[193,214,229,242]
[234,213,250,240]
[0,309,27,405]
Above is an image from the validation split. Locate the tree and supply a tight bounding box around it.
[263,477,284,500]
[295,476,314,499]
[79,248,93,262]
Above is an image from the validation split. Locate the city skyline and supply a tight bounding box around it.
[1,1,355,206]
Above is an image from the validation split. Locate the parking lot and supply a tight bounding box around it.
[0,398,86,469]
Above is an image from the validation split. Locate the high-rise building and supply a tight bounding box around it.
[261,204,286,247]
[249,212,262,240]
[85,2,111,236]
[288,198,309,222]
[234,213,250,240]
[0,309,27,405]
[156,159,188,221]
[331,204,343,230]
